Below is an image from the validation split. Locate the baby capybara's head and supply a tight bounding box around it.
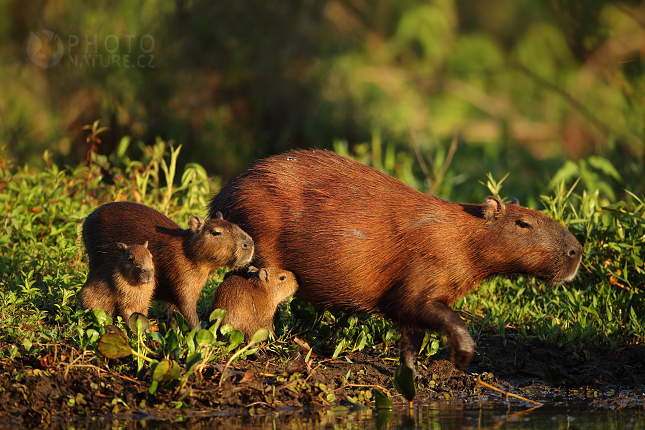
[254,267,299,299]
[116,241,154,284]
[479,197,582,284]
[187,213,254,269]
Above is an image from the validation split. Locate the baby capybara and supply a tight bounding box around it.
[79,241,155,323]
[82,202,254,329]
[209,149,583,374]
[212,267,298,341]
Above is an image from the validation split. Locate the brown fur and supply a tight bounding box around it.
[82,202,254,329]
[79,241,155,323]
[209,149,583,373]
[212,267,298,341]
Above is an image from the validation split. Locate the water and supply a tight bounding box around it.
[31,400,645,429]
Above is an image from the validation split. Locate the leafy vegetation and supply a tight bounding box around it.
[1,1,642,196]
[0,140,643,411]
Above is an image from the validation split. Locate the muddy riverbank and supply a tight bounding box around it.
[2,334,644,428]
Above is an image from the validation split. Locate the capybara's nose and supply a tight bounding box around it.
[566,239,582,261]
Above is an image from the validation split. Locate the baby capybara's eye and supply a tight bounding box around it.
[211,229,222,236]
[515,220,532,229]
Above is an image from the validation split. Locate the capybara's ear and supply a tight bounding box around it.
[483,196,506,222]
[259,268,269,283]
[510,198,520,206]
[215,211,223,220]
[142,240,149,248]
[117,242,128,253]
[188,215,205,234]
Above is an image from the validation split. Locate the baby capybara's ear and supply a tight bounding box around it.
[117,242,128,254]
[258,268,269,283]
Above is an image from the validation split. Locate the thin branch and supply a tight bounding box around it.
[409,127,432,188]
[476,378,542,406]
[428,124,459,195]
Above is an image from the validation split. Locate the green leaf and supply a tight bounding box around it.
[226,330,244,352]
[148,380,159,395]
[152,359,172,382]
[373,389,393,409]
[588,156,621,180]
[91,309,110,326]
[250,327,269,344]
[167,329,180,355]
[332,339,346,359]
[128,312,149,332]
[85,329,100,345]
[393,364,416,402]
[150,331,165,348]
[169,360,181,380]
[209,308,226,322]
[186,352,202,372]
[173,311,190,335]
[98,333,132,359]
[195,329,214,347]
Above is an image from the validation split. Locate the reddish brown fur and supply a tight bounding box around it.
[212,267,298,341]
[79,241,155,323]
[82,202,254,329]
[209,149,583,372]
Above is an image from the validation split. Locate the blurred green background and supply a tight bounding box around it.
[1,0,643,203]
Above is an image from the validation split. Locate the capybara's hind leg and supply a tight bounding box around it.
[401,300,475,372]
[399,326,425,377]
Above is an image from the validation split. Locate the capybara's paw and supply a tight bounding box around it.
[451,348,474,370]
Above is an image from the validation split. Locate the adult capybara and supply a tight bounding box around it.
[209,149,583,374]
[212,267,299,341]
[83,202,254,329]
[79,241,155,323]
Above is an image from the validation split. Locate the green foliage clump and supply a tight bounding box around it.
[0,140,643,400]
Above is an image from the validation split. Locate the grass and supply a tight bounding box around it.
[0,140,643,400]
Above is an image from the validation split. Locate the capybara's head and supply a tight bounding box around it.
[480,196,582,284]
[187,213,254,269]
[116,241,154,284]
[255,267,299,298]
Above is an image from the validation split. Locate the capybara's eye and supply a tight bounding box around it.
[210,229,222,236]
[279,275,286,281]
[515,220,532,229]
[128,255,135,261]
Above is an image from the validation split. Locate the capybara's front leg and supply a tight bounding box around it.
[178,290,201,330]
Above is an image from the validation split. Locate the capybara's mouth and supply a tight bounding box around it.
[234,253,254,269]
[139,274,155,284]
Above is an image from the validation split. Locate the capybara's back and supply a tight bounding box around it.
[83,202,179,272]
[82,202,254,328]
[212,267,298,340]
[79,241,155,322]
[209,149,582,372]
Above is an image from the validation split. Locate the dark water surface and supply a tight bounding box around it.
[29,399,645,430]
